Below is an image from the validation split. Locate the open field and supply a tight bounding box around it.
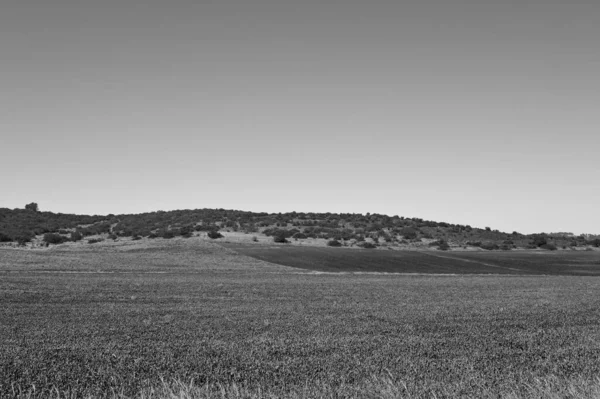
[2,238,600,398]
[222,243,600,275]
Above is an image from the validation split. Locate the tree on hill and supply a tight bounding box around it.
[25,203,39,212]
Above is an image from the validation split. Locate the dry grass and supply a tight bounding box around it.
[9,375,600,398]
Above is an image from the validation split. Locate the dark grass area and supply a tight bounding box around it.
[3,270,600,397]
[221,243,600,275]
[2,244,600,397]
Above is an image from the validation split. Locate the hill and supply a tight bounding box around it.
[1,204,599,251]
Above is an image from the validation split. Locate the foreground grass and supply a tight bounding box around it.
[9,375,600,398]
[2,240,600,397]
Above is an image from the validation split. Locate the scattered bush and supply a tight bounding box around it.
[530,234,548,247]
[24,202,39,212]
[327,239,342,247]
[429,240,450,251]
[400,227,418,240]
[70,231,83,242]
[161,230,176,239]
[87,238,104,244]
[252,236,258,242]
[132,235,142,241]
[358,242,377,249]
[0,233,12,242]
[43,233,68,245]
[207,231,223,239]
[480,242,500,251]
[273,235,289,243]
[540,243,557,251]
[588,239,600,248]
[292,232,307,239]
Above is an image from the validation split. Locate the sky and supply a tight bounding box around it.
[1,0,598,234]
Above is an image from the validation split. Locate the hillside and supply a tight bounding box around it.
[1,204,598,251]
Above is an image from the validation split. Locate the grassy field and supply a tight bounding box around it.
[2,238,600,398]
[222,242,600,275]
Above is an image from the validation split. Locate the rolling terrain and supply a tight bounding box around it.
[2,205,600,397]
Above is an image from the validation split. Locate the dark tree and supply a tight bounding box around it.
[207,231,223,239]
[25,203,39,212]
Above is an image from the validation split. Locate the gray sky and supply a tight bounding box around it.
[1,0,598,234]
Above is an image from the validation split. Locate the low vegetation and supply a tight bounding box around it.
[1,242,600,398]
[3,203,598,250]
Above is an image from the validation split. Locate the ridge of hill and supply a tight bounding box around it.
[1,204,598,251]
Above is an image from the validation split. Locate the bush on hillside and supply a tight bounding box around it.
[400,227,418,240]
[159,230,176,239]
[14,232,35,245]
[357,241,377,249]
[540,243,557,251]
[24,202,39,212]
[429,240,450,251]
[480,242,500,251]
[43,233,68,245]
[207,231,223,239]
[530,234,548,247]
[588,239,600,248]
[70,231,83,242]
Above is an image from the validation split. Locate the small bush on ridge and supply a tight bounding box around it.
[207,231,223,239]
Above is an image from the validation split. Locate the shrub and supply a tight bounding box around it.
[588,239,600,248]
[14,232,35,245]
[292,232,307,239]
[327,239,342,247]
[108,233,118,240]
[429,240,450,251]
[530,234,548,247]
[273,235,289,243]
[87,238,104,244]
[358,242,377,249]
[132,235,142,241]
[480,242,500,251]
[400,227,418,240]
[207,231,223,239]
[43,233,68,245]
[252,236,258,242]
[540,243,557,251]
[0,233,12,242]
[161,230,176,239]
[24,202,39,212]
[70,231,83,242]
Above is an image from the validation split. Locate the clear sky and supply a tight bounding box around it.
[1,0,598,234]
